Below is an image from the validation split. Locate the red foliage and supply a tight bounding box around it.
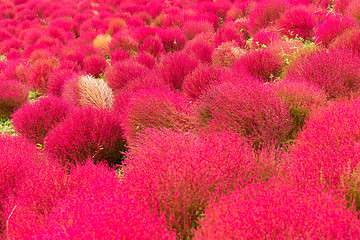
[109,31,139,56]
[139,35,165,58]
[158,51,199,90]
[122,89,194,145]
[345,0,360,24]
[183,37,214,63]
[214,24,247,48]
[252,30,280,48]
[182,64,223,100]
[288,99,360,189]
[34,163,174,239]
[0,135,56,236]
[135,53,156,69]
[285,49,360,99]
[121,129,257,239]
[182,20,214,40]
[248,0,289,34]
[45,106,126,166]
[104,59,149,92]
[234,48,283,82]
[276,6,316,41]
[331,27,360,56]
[0,80,29,118]
[194,182,360,239]
[158,28,187,52]
[26,58,59,94]
[110,48,129,63]
[12,95,72,144]
[195,78,292,147]
[83,54,107,78]
[315,14,356,47]
[47,68,78,96]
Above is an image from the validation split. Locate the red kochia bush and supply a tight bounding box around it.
[139,35,165,58]
[315,15,355,47]
[27,58,59,94]
[285,49,360,99]
[0,80,28,118]
[108,31,139,55]
[248,0,289,34]
[331,27,360,56]
[82,54,107,78]
[12,95,72,144]
[234,48,283,82]
[195,79,292,147]
[45,106,126,166]
[29,160,174,240]
[158,28,187,52]
[277,6,316,41]
[0,135,63,236]
[183,37,215,63]
[121,129,257,239]
[122,89,194,145]
[288,99,360,189]
[182,64,223,100]
[182,20,214,40]
[252,30,280,48]
[104,59,149,92]
[214,24,246,48]
[193,182,360,239]
[158,51,199,90]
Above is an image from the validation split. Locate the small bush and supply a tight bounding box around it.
[158,52,199,90]
[276,6,316,41]
[315,14,355,47]
[182,64,223,100]
[121,129,257,239]
[195,79,292,147]
[28,160,175,240]
[122,89,194,145]
[62,75,114,109]
[194,182,360,239]
[182,20,214,40]
[12,95,72,144]
[273,79,327,140]
[158,28,187,52]
[211,41,246,67]
[0,80,29,118]
[104,59,149,93]
[82,54,107,78]
[248,0,289,34]
[285,49,360,99]
[45,106,126,166]
[234,48,283,82]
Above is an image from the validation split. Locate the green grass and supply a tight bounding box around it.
[0,118,15,135]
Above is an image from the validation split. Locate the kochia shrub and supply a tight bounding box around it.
[28,160,175,240]
[82,54,107,78]
[195,79,292,147]
[45,106,126,166]
[12,95,72,144]
[122,89,194,145]
[121,129,257,239]
[233,48,283,82]
[276,6,316,41]
[248,0,289,34]
[158,51,199,90]
[285,49,360,99]
[193,182,360,239]
[0,80,29,118]
[104,59,149,93]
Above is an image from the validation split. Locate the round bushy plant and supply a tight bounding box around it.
[45,106,126,166]
[12,95,72,144]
